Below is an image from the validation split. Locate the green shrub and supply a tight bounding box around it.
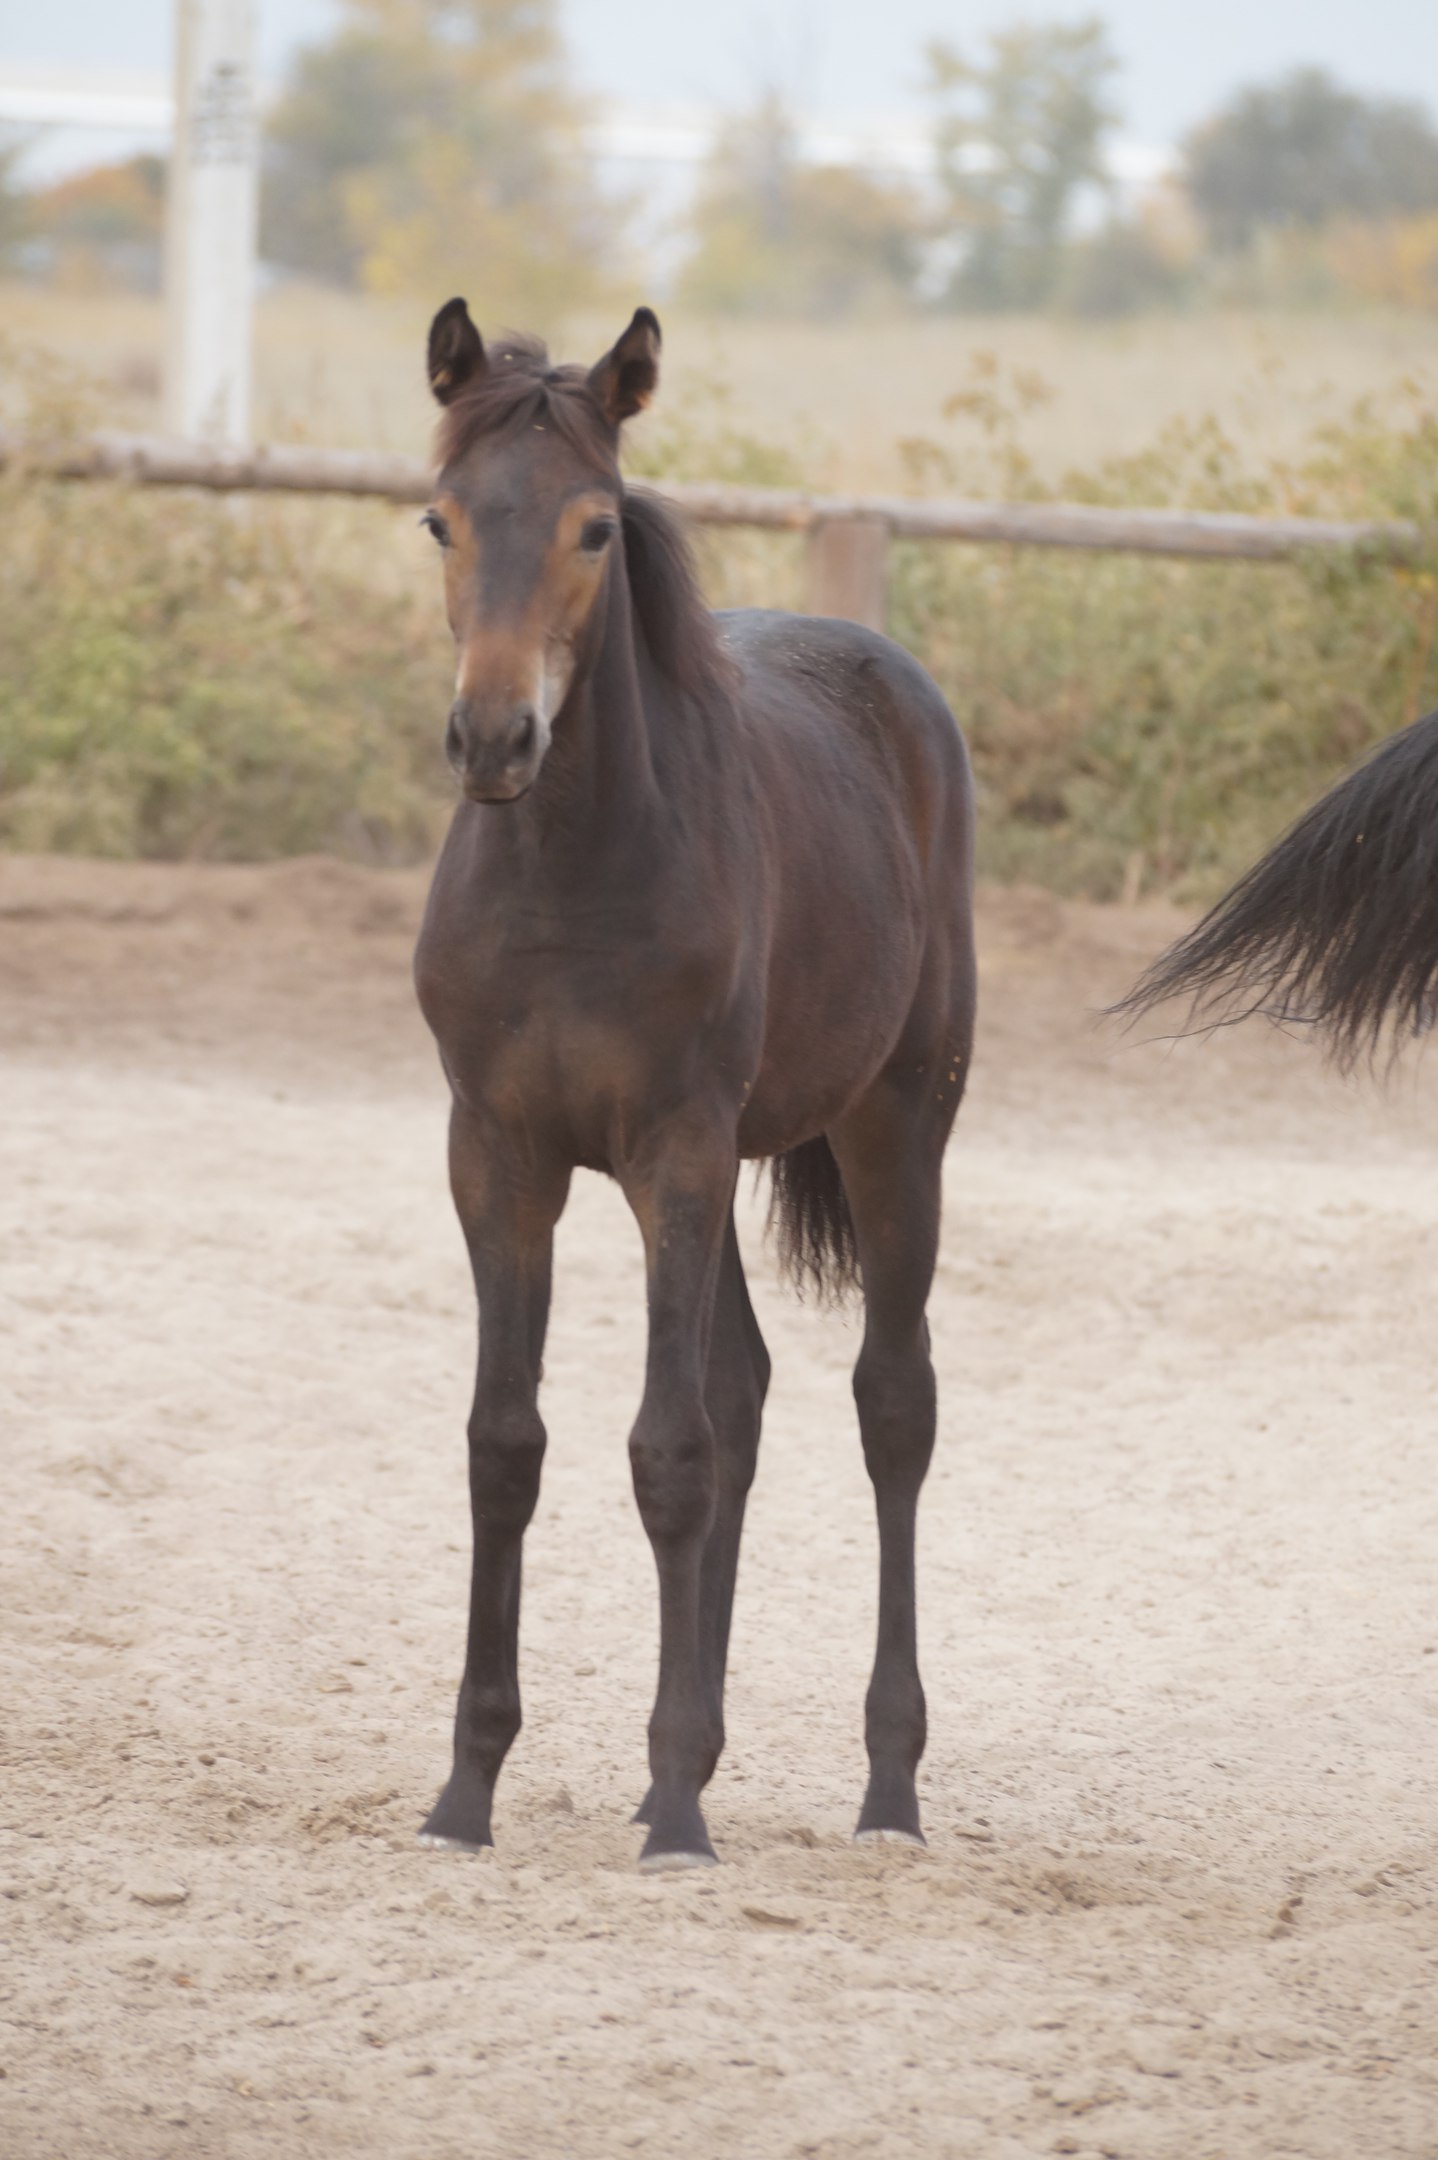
[3,344,1435,899]
[887,384,1438,898]
[0,460,451,860]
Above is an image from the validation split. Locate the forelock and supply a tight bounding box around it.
[434,335,617,480]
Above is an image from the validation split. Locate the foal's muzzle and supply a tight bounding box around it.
[446,698,546,804]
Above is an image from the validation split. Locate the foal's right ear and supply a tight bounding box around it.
[427,298,485,405]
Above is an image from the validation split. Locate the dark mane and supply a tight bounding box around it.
[619,486,734,707]
[435,335,731,707]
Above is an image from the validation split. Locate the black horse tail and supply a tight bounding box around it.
[1112,707,1438,1068]
[768,1136,860,1303]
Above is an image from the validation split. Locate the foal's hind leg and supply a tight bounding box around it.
[635,1211,769,1826]
[829,1079,950,1846]
[699,1216,771,1738]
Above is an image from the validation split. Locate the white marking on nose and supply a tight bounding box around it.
[535,652,570,735]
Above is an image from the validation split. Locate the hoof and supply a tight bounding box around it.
[638,1847,719,1875]
[417,1831,493,1856]
[853,1827,926,1849]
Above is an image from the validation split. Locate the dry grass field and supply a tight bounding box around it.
[5,280,1436,488]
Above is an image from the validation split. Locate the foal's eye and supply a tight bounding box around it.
[579,516,618,555]
[420,510,450,548]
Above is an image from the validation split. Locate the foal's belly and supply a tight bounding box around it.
[735,936,925,1158]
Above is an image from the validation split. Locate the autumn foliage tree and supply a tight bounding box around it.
[927,19,1118,308]
[1185,70,1438,252]
[17,155,165,289]
[0,138,30,271]
[677,94,926,317]
[261,0,616,316]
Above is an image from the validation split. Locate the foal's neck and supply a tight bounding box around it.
[523,548,664,861]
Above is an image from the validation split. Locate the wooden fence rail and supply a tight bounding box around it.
[2,427,1422,633]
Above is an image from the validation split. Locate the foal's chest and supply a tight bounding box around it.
[417,911,744,1167]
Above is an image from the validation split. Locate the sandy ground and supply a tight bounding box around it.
[3,853,1437,2160]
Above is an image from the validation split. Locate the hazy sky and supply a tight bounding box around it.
[6,0,1437,150]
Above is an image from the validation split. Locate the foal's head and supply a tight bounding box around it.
[423,300,661,803]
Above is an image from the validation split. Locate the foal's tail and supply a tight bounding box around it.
[768,1136,860,1304]
[1111,707,1438,1068]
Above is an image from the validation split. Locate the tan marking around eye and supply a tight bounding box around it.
[430,494,476,632]
[542,494,620,635]
[447,489,618,712]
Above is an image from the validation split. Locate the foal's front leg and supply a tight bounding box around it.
[620,1126,737,1870]
[419,1106,569,1854]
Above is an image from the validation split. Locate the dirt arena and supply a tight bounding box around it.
[4,853,1436,2159]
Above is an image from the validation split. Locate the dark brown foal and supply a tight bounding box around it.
[411,299,977,1869]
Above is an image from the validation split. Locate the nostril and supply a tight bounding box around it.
[444,709,464,766]
[511,709,537,760]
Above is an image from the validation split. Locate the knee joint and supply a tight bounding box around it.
[630,1404,715,1544]
[467,1404,546,1525]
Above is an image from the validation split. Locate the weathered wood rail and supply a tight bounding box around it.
[2,427,1421,633]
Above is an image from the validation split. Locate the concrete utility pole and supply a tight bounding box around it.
[163,0,259,443]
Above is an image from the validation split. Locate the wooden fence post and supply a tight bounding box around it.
[805,514,890,630]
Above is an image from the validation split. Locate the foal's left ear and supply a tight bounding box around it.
[588,307,662,427]
[427,297,485,405]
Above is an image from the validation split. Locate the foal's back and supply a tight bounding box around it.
[715,608,976,1166]
[722,608,973,914]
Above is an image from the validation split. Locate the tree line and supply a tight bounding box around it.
[6,0,1438,317]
